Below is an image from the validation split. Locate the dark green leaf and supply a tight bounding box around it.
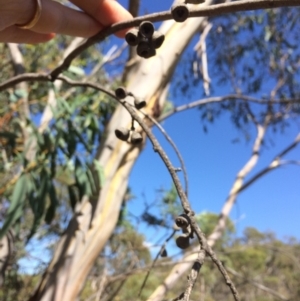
[45,182,58,224]
[27,169,49,241]
[0,174,27,239]
[68,185,78,210]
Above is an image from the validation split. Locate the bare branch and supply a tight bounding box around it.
[194,22,213,95]
[0,1,299,92]
[159,95,300,121]
[122,97,240,301]
[139,110,189,196]
[57,77,240,301]
[234,133,300,195]
[173,250,206,301]
[49,0,300,79]
[0,73,50,91]
[150,128,300,301]
[208,121,267,246]
[128,0,140,18]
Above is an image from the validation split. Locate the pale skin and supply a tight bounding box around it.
[0,0,133,43]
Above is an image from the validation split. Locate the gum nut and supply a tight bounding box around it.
[115,127,130,141]
[139,21,155,38]
[176,236,190,249]
[131,132,143,145]
[151,31,165,49]
[161,248,168,257]
[137,42,156,58]
[125,28,140,46]
[171,4,190,23]
[134,98,147,110]
[115,87,127,99]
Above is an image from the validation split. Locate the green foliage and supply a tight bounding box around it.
[196,211,235,237]
[164,228,300,301]
[0,34,115,240]
[0,174,27,239]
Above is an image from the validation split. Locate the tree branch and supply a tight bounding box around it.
[48,0,300,79]
[139,110,189,196]
[1,1,299,92]
[57,76,240,301]
[159,95,300,121]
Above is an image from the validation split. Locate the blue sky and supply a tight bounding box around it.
[129,104,300,240]
[113,0,300,240]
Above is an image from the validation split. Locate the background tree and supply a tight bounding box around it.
[0,0,300,301]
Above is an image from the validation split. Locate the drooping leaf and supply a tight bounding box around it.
[68,65,85,76]
[45,182,58,224]
[86,166,97,195]
[27,169,49,241]
[0,174,27,239]
[68,185,78,210]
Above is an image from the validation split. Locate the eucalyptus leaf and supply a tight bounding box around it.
[68,185,78,210]
[86,166,97,195]
[68,65,85,76]
[27,169,49,241]
[45,182,58,224]
[0,174,27,239]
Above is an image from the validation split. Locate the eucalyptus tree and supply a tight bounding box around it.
[0,0,299,301]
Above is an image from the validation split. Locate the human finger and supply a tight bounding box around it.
[27,0,105,38]
[69,0,133,37]
[0,26,55,44]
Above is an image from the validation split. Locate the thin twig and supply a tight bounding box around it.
[122,97,241,301]
[173,249,206,301]
[138,230,176,298]
[58,77,241,301]
[159,95,300,121]
[194,22,213,95]
[0,1,298,91]
[139,110,189,197]
[232,133,300,196]
[0,73,51,91]
[47,0,300,79]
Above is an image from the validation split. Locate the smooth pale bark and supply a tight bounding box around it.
[0,230,14,286]
[29,1,212,300]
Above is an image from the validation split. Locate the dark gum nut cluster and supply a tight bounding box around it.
[134,98,146,110]
[125,21,165,59]
[139,21,155,38]
[131,132,143,145]
[115,87,127,99]
[114,87,147,110]
[115,127,130,141]
[115,127,143,145]
[171,4,190,23]
[176,236,190,249]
